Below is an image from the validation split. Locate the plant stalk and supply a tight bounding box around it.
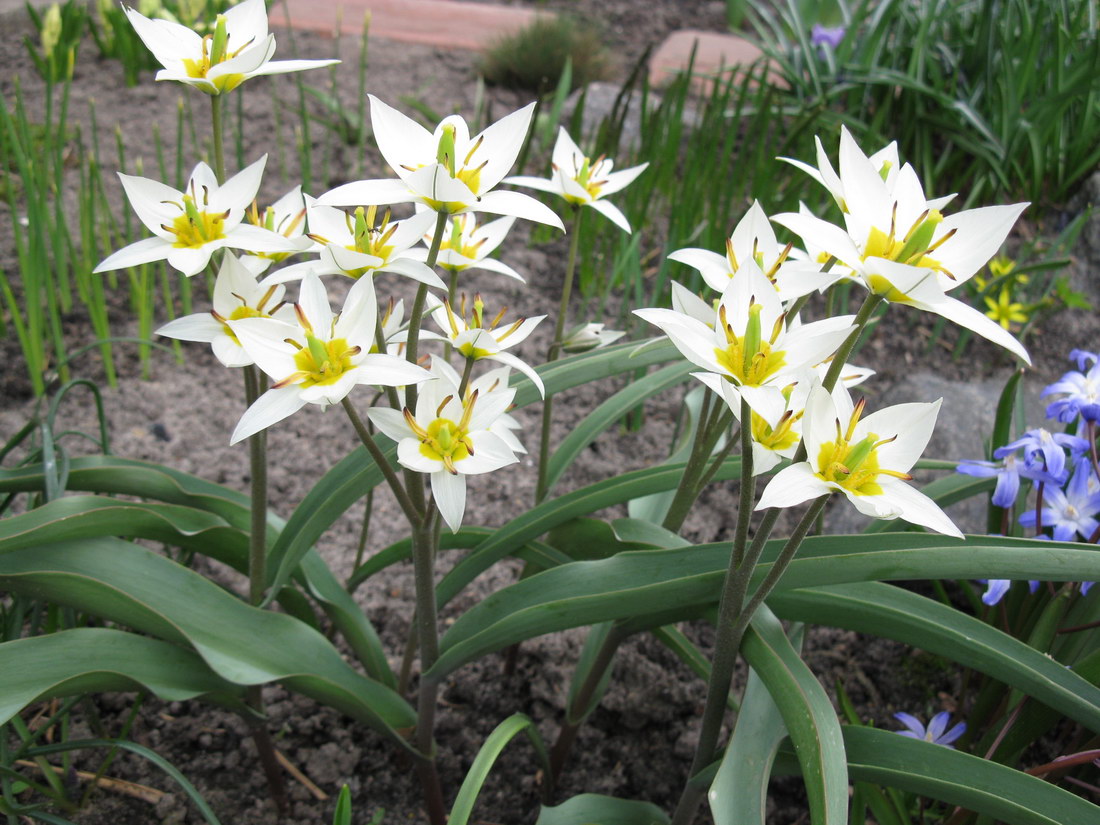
[243,365,268,606]
[210,94,226,184]
[342,397,423,525]
[670,495,829,825]
[536,207,583,503]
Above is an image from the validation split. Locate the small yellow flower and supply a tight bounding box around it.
[984,287,1029,330]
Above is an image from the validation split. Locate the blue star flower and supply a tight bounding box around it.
[893,711,966,748]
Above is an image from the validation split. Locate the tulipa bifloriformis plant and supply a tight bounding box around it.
[3,2,1100,823]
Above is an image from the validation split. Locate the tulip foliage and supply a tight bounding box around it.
[3,3,1100,824]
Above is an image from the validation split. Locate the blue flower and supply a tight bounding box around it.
[997,428,1088,486]
[811,23,846,50]
[1042,349,1100,424]
[1019,459,1100,542]
[979,578,1012,605]
[957,452,1026,508]
[893,711,966,748]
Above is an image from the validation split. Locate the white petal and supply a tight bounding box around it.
[487,351,544,398]
[378,256,447,288]
[369,95,437,178]
[502,175,563,195]
[166,243,218,276]
[597,162,648,197]
[247,57,342,77]
[156,313,223,343]
[366,408,412,442]
[94,236,169,273]
[355,353,433,387]
[230,386,306,444]
[587,199,632,233]
[431,470,467,533]
[475,190,565,229]
[317,178,417,207]
[756,463,830,510]
[468,102,535,191]
[215,156,268,218]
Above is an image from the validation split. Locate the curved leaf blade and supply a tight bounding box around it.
[543,362,693,496]
[742,608,847,825]
[0,539,417,747]
[710,630,798,825]
[0,628,246,724]
[768,581,1100,734]
[448,714,551,825]
[838,726,1100,825]
[534,793,670,825]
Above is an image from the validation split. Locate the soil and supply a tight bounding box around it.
[1,4,1097,825]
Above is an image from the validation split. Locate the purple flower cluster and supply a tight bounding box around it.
[956,350,1100,605]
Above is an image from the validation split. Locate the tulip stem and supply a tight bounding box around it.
[342,398,423,525]
[242,365,268,606]
[662,396,733,533]
[821,291,884,393]
[412,511,446,825]
[732,398,755,568]
[402,210,450,513]
[671,494,829,825]
[536,207,583,503]
[210,94,226,184]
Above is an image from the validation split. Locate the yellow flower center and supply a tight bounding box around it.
[712,302,787,386]
[419,124,486,211]
[813,399,908,496]
[419,418,473,466]
[180,14,253,93]
[751,407,801,454]
[291,335,356,387]
[862,205,957,299]
[220,305,263,345]
[169,194,227,248]
[404,390,482,474]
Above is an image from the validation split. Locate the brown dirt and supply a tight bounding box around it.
[1,5,1096,825]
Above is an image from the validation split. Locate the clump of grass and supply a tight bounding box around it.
[480,15,610,95]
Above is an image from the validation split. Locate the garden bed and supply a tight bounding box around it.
[2,3,1099,825]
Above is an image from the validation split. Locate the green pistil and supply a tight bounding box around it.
[209,15,229,64]
[291,335,356,387]
[742,304,762,374]
[437,124,457,176]
[169,195,226,248]
[894,210,942,265]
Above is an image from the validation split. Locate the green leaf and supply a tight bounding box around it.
[0,495,246,568]
[534,793,669,825]
[0,628,247,724]
[710,628,800,825]
[512,337,680,408]
[789,726,1100,825]
[332,785,352,825]
[547,517,652,561]
[436,457,741,610]
[448,714,551,825]
[543,362,693,496]
[610,518,690,549]
[741,608,847,825]
[0,538,417,747]
[768,582,1100,733]
[0,455,252,528]
[431,534,1100,680]
[265,445,388,603]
